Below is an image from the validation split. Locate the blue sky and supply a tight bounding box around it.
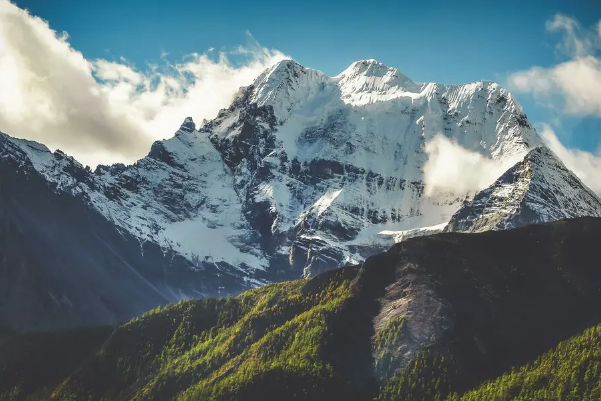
[12,0,601,152]
[2,0,601,179]
[12,0,599,81]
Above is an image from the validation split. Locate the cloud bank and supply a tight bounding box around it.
[0,1,288,167]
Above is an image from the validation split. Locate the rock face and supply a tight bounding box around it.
[2,58,599,330]
[203,59,541,277]
[444,147,601,233]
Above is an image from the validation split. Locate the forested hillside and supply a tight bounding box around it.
[3,217,601,401]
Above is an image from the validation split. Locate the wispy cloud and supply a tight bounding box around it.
[0,1,289,167]
[504,14,601,196]
[507,14,601,118]
[423,134,522,197]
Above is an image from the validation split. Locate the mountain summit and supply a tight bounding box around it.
[207,58,542,276]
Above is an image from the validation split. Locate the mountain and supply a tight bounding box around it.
[207,59,541,277]
[0,58,590,331]
[4,217,601,401]
[444,146,601,233]
[0,133,256,332]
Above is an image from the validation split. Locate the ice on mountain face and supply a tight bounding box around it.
[0,123,269,278]
[249,59,332,124]
[300,189,343,218]
[206,59,545,277]
[336,59,419,106]
[0,58,563,288]
[2,135,53,167]
[92,127,268,272]
[445,147,601,233]
[246,59,540,173]
[0,133,89,197]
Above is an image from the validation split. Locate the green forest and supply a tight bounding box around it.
[3,218,601,401]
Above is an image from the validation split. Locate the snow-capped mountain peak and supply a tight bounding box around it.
[444,146,601,233]
[336,59,415,101]
[205,60,555,276]
[249,59,330,121]
[336,59,410,82]
[2,57,595,324]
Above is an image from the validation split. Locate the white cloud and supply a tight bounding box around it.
[423,134,521,197]
[93,59,143,84]
[539,124,601,195]
[0,1,289,167]
[508,14,601,118]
